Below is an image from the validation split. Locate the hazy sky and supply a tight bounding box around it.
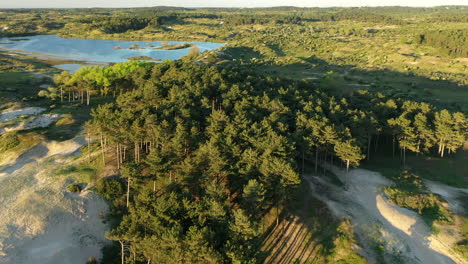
[1,0,467,8]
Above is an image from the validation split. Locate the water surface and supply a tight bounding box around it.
[0,35,224,72]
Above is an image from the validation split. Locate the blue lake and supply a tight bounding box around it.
[0,35,225,72]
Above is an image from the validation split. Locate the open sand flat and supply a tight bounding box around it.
[0,135,109,264]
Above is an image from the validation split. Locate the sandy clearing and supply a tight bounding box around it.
[304,167,466,264]
[0,134,109,264]
[5,192,109,264]
[0,107,45,123]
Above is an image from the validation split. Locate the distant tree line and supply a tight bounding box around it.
[2,7,467,38]
[310,10,404,24]
[426,13,468,23]
[418,29,468,57]
[221,14,309,25]
[217,11,402,25]
[75,15,177,33]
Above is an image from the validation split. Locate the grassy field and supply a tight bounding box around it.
[0,71,42,97]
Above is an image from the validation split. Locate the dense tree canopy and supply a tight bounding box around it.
[72,60,466,263]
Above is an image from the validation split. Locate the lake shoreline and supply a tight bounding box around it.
[0,35,225,72]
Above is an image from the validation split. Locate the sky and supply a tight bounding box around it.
[1,0,467,8]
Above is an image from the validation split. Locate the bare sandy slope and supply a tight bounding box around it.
[305,167,467,264]
[0,136,109,264]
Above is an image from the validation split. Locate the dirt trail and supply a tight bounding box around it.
[304,167,466,264]
[0,135,109,264]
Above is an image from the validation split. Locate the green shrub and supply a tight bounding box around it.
[385,171,453,225]
[96,178,125,201]
[67,184,81,193]
[0,132,20,152]
[393,170,425,192]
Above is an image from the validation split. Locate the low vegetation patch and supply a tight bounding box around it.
[56,164,98,183]
[384,171,452,227]
[158,42,192,50]
[67,184,81,193]
[126,56,161,61]
[327,219,368,264]
[55,115,76,126]
[0,132,20,152]
[453,216,468,261]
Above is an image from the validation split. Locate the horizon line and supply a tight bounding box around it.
[1,5,467,9]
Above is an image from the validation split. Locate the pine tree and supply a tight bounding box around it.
[242,179,266,218]
[334,139,364,187]
[435,110,467,157]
